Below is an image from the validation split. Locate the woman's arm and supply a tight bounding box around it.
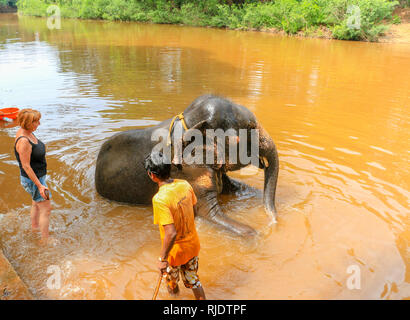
[16,138,48,199]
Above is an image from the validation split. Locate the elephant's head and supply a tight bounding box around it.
[169,95,279,222]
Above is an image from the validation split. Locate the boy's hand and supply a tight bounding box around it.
[158,260,169,274]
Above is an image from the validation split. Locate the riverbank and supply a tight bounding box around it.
[15,0,407,42]
[0,5,17,13]
[284,7,410,43]
[379,7,410,42]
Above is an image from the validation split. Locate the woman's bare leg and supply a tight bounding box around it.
[30,200,40,231]
[37,200,51,243]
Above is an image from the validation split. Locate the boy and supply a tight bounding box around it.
[144,151,206,300]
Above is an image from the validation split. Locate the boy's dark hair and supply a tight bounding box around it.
[143,151,171,180]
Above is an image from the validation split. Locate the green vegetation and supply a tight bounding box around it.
[397,0,410,7]
[16,0,402,41]
[0,0,17,7]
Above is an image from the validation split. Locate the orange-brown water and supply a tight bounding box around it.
[0,13,409,300]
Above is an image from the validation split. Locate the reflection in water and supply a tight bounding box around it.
[0,13,409,299]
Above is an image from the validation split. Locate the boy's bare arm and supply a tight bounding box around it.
[158,223,177,272]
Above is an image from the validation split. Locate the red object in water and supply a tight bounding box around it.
[0,108,19,120]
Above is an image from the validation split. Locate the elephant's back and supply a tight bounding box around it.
[184,95,257,129]
[95,128,158,204]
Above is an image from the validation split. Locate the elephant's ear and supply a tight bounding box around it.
[170,120,208,168]
[181,119,226,170]
[182,120,209,142]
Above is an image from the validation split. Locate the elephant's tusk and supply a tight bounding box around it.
[260,156,269,168]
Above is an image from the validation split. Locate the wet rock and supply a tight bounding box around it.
[0,247,33,300]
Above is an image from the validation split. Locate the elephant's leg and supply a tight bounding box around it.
[196,189,257,237]
[220,172,255,195]
[175,167,257,237]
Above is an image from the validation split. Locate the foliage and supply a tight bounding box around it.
[330,0,398,41]
[1,0,18,6]
[16,0,401,41]
[396,0,409,7]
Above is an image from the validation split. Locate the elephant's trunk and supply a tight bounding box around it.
[258,125,279,223]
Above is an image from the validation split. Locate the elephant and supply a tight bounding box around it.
[95,95,279,237]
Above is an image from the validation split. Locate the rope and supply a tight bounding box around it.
[167,113,189,146]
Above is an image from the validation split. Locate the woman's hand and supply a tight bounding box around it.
[38,184,49,200]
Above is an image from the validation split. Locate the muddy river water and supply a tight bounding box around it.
[0,13,409,299]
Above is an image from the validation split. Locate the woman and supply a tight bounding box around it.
[14,109,52,245]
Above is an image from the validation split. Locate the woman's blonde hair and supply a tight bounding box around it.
[17,109,41,131]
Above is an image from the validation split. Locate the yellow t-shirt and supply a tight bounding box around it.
[153,179,200,267]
